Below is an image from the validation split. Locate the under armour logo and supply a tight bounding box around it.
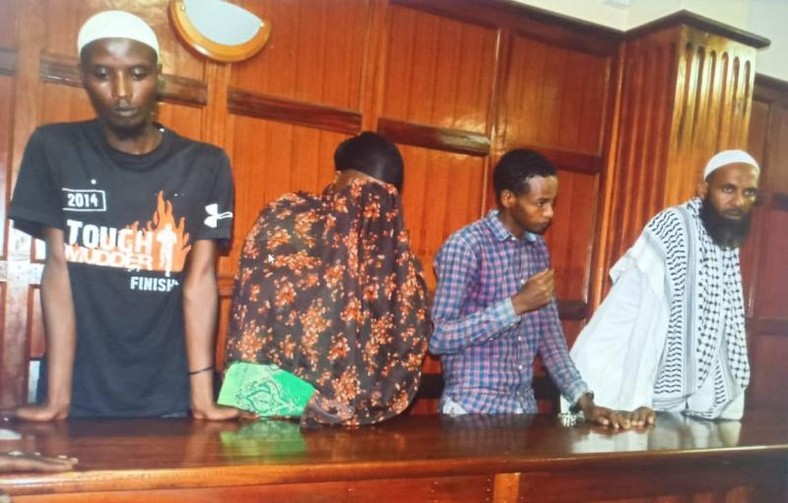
[204,203,233,228]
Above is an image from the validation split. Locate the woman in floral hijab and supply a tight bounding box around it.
[225,132,431,427]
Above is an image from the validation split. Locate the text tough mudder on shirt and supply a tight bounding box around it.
[63,193,192,293]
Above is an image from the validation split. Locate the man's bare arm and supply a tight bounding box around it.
[17,228,75,421]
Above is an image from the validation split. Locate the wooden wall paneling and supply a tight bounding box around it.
[596,15,768,306]
[378,5,499,281]
[665,28,758,206]
[595,29,676,306]
[231,0,369,112]
[747,91,788,321]
[748,331,788,410]
[39,83,95,125]
[397,145,487,291]
[226,119,348,269]
[392,0,621,58]
[0,73,15,404]
[755,211,788,319]
[37,52,209,110]
[381,4,498,134]
[359,0,389,131]
[499,33,611,155]
[228,89,362,135]
[543,169,599,309]
[741,98,769,315]
[377,118,490,157]
[739,74,788,410]
[2,0,45,409]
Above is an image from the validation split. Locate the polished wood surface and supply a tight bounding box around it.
[0,410,786,502]
[742,76,788,411]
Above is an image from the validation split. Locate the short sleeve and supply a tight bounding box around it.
[196,149,234,248]
[10,129,64,239]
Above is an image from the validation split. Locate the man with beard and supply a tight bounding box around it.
[8,11,240,420]
[430,149,629,428]
[568,150,760,424]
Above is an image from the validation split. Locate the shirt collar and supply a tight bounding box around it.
[484,210,537,243]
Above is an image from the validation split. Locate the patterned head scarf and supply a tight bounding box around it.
[334,132,404,191]
[226,178,431,427]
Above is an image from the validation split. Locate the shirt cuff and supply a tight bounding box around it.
[567,382,591,408]
[499,298,520,326]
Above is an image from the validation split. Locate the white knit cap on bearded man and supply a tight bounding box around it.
[697,149,760,250]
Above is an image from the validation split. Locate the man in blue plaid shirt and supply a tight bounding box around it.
[430,149,628,428]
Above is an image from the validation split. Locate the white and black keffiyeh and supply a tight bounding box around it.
[647,198,750,419]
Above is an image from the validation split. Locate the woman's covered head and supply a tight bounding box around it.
[334,132,404,191]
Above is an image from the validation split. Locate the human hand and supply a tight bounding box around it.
[575,394,633,430]
[0,451,77,473]
[581,405,634,429]
[10,402,70,422]
[618,406,656,427]
[191,401,257,421]
[511,268,554,315]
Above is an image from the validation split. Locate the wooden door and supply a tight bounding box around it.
[744,75,788,410]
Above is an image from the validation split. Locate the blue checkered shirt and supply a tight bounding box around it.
[430,210,589,413]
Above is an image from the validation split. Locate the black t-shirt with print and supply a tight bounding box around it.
[10,119,234,417]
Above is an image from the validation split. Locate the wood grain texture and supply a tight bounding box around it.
[739,76,788,412]
[596,21,761,305]
[2,0,46,409]
[393,0,621,56]
[228,88,362,134]
[377,118,490,156]
[626,9,770,49]
[0,411,786,501]
[381,4,499,134]
[665,29,757,205]
[0,74,17,399]
[395,144,486,291]
[38,53,208,108]
[230,0,370,111]
[498,33,612,156]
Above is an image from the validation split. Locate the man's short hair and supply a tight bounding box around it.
[493,149,556,201]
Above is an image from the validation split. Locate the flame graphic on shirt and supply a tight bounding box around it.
[137,191,191,274]
[64,191,191,274]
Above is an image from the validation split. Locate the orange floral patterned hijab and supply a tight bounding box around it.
[225,178,431,427]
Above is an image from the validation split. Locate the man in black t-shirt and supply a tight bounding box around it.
[8,10,242,419]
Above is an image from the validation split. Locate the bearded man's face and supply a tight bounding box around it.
[698,163,759,249]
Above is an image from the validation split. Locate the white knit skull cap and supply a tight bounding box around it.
[703,149,760,179]
[77,10,160,59]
